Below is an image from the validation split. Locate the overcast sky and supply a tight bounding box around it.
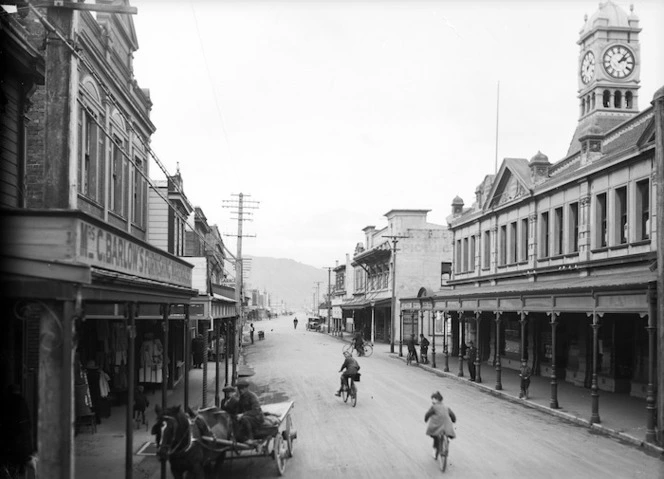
[131,0,664,269]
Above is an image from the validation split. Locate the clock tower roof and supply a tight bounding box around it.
[579,1,636,39]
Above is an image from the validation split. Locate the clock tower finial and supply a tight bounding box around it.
[567,1,641,157]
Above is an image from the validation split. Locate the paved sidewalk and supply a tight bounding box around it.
[328,332,663,456]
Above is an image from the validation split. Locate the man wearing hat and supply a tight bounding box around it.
[220,385,239,414]
[235,379,264,443]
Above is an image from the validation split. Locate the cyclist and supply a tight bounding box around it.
[407,334,419,364]
[424,391,456,459]
[353,329,365,356]
[334,351,360,397]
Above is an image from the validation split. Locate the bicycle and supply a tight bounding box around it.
[434,433,450,472]
[406,349,418,365]
[342,341,374,357]
[339,373,358,407]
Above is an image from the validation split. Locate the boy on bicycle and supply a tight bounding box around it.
[334,351,360,396]
[353,330,365,356]
[424,391,456,459]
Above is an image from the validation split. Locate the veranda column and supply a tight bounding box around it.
[214,318,221,408]
[371,303,376,344]
[420,309,425,363]
[458,313,465,377]
[519,311,528,398]
[443,312,450,372]
[549,312,560,409]
[125,303,136,479]
[399,310,404,357]
[495,311,503,390]
[590,311,602,423]
[474,311,482,383]
[202,318,209,407]
[645,285,657,443]
[184,305,190,410]
[431,309,437,369]
[161,304,170,479]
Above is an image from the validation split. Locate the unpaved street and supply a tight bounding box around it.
[217,314,663,479]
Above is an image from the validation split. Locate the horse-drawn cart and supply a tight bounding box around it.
[155,401,297,478]
[201,401,297,476]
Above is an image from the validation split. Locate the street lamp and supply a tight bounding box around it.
[386,235,408,353]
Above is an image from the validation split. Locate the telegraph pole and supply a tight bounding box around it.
[385,235,409,354]
[223,193,259,384]
[313,281,322,318]
[324,267,333,333]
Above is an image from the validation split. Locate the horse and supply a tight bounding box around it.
[153,404,232,479]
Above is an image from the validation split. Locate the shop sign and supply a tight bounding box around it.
[78,220,192,288]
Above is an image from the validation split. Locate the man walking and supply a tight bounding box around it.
[467,340,477,381]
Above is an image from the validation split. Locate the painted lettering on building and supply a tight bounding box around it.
[78,221,192,287]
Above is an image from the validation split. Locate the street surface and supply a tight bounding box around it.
[214,314,663,479]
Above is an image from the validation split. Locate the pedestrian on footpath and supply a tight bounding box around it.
[250,323,255,344]
[466,341,477,381]
[419,334,430,364]
[293,317,298,329]
[407,334,419,364]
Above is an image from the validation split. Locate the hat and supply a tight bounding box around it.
[431,391,443,401]
[222,386,236,393]
[236,379,250,389]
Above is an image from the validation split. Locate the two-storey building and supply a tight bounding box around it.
[341,209,452,349]
[401,1,661,445]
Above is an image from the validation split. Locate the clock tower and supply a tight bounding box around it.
[567,1,641,157]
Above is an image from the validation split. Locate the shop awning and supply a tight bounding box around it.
[400,271,656,314]
[341,291,392,310]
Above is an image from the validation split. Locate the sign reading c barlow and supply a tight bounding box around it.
[78,220,192,288]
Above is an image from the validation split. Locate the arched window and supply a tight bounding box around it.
[591,92,596,110]
[625,91,633,109]
[603,90,611,108]
[78,76,104,203]
[581,97,586,115]
[614,90,622,108]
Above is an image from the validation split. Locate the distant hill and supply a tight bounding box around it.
[244,256,329,313]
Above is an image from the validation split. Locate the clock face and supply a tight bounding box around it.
[580,51,595,84]
[602,45,635,79]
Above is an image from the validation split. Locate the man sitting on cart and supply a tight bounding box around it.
[235,379,264,444]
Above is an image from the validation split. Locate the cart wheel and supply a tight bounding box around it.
[274,432,287,476]
[285,415,294,457]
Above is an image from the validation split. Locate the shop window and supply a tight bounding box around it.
[568,202,579,253]
[509,222,517,264]
[520,218,529,262]
[540,212,550,257]
[554,207,563,255]
[483,230,491,269]
[499,225,507,266]
[614,186,627,244]
[596,193,607,248]
[636,179,650,240]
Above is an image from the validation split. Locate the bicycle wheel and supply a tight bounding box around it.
[341,386,349,403]
[438,435,448,472]
[351,382,357,407]
[406,352,412,366]
[363,343,374,357]
[342,343,353,354]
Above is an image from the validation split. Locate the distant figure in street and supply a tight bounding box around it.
[353,330,365,356]
[424,391,456,459]
[466,341,477,381]
[192,334,205,368]
[419,334,430,364]
[293,318,298,329]
[133,385,149,428]
[407,334,419,364]
[249,323,255,344]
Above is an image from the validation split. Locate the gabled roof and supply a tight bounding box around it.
[482,158,532,210]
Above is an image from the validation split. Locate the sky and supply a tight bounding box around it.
[130,0,664,269]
